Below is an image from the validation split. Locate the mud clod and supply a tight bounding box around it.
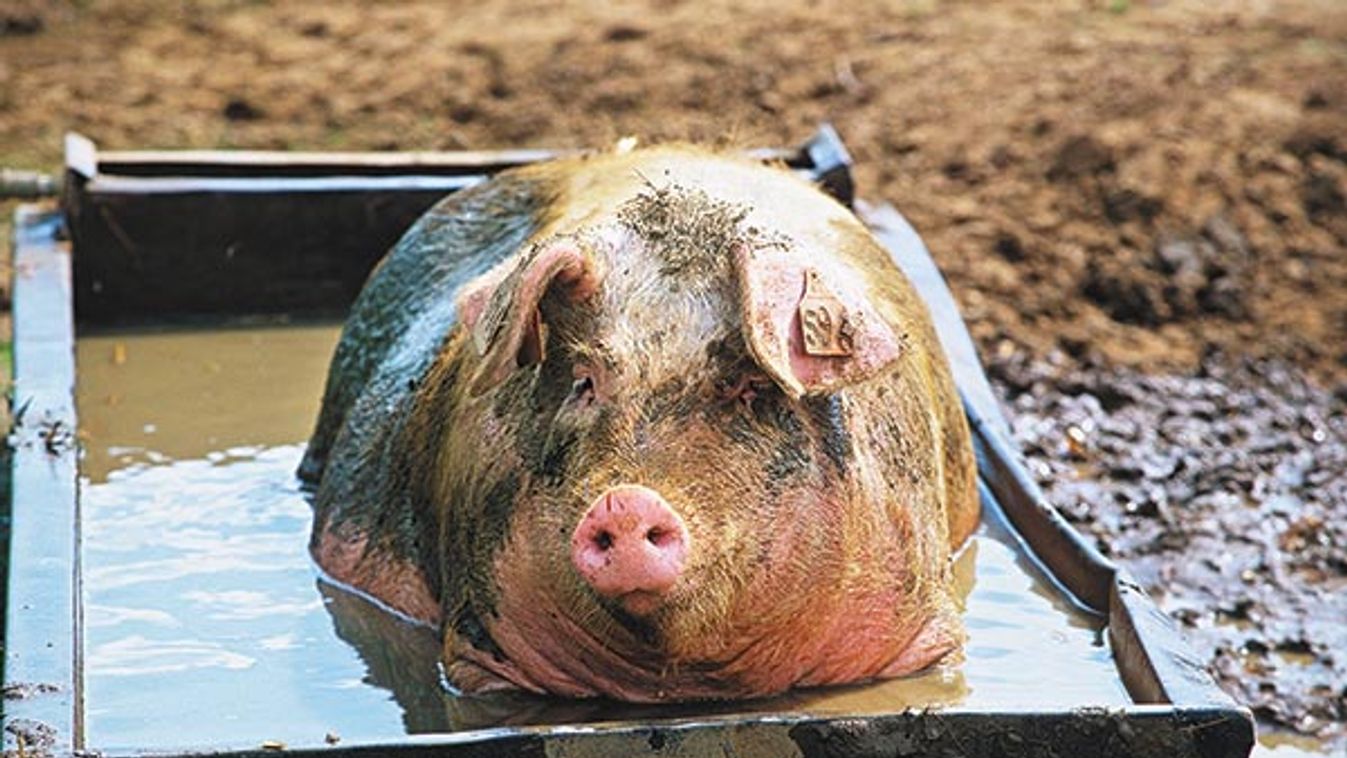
[617,182,748,278]
[1303,172,1345,220]
[1082,265,1160,326]
[604,24,648,43]
[0,0,57,37]
[1102,188,1163,224]
[222,97,264,122]
[2,682,59,700]
[1284,129,1345,163]
[992,232,1026,263]
[1083,213,1252,327]
[4,718,58,755]
[1048,135,1116,182]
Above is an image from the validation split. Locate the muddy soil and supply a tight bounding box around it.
[1,0,1345,749]
[994,349,1347,747]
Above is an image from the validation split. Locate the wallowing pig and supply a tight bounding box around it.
[299,145,980,702]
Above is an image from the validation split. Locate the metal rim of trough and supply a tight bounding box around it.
[3,126,1255,757]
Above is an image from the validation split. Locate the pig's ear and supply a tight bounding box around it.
[458,238,600,396]
[733,243,902,398]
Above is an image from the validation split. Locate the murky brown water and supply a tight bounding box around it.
[77,323,1127,753]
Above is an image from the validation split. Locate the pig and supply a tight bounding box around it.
[299,145,980,703]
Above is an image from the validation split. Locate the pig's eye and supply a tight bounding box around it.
[569,375,596,408]
[723,374,773,410]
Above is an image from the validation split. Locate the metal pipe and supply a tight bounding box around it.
[0,168,60,199]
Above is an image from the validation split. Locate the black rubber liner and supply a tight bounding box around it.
[3,127,1254,757]
[61,128,851,325]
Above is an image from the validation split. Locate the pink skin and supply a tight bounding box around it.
[570,485,690,616]
[458,238,602,395]
[437,235,959,699]
[444,485,960,701]
[315,528,441,626]
[733,242,902,397]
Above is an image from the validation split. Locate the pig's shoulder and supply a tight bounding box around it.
[301,168,560,486]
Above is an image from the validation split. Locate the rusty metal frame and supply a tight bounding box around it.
[3,127,1254,757]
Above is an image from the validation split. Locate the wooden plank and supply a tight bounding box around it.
[3,205,82,754]
[81,136,793,180]
[86,174,483,194]
[100,146,563,168]
[95,147,567,179]
[1108,572,1245,708]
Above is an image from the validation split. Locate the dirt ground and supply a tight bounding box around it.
[2,0,1345,751]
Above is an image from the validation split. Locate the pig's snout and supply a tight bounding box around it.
[571,485,690,615]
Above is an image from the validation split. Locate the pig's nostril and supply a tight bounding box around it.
[646,527,667,546]
[594,530,613,551]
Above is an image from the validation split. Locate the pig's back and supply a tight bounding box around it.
[303,147,977,557]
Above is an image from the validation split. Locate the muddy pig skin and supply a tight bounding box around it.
[299,146,980,702]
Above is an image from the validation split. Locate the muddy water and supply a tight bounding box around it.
[78,324,1127,753]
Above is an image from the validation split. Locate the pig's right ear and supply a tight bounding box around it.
[457,238,600,396]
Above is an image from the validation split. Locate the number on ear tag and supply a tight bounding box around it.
[798,268,856,357]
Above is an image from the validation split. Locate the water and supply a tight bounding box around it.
[77,323,1128,753]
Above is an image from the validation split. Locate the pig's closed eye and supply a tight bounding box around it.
[724,374,773,410]
[569,376,596,408]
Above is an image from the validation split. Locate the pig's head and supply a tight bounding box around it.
[431,178,964,701]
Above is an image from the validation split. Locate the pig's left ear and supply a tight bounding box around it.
[733,243,902,398]
[458,238,600,396]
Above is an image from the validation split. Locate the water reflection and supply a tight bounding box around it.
[314,517,1125,736]
[77,324,342,483]
[315,580,449,734]
[317,574,971,734]
[83,443,1124,750]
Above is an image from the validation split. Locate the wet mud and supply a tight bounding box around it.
[992,349,1347,750]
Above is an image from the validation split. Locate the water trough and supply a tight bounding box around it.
[3,127,1255,757]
